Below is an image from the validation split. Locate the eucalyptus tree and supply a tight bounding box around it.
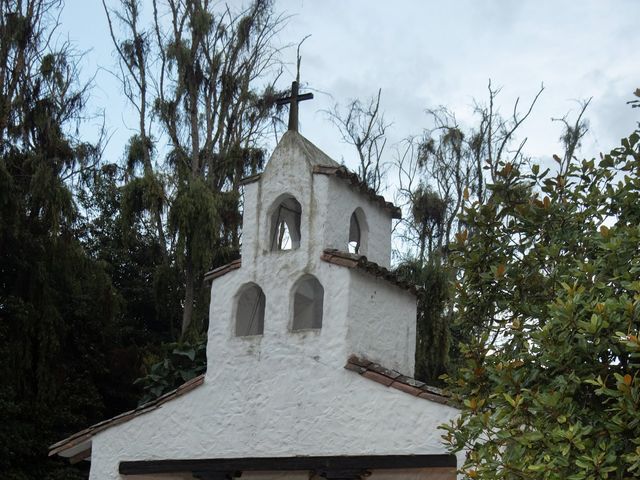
[103,0,287,335]
[395,82,545,263]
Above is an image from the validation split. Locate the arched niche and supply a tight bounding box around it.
[269,194,302,251]
[291,275,324,331]
[348,207,368,255]
[235,283,265,337]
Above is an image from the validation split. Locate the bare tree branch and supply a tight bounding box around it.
[326,88,391,193]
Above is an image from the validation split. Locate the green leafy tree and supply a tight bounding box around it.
[80,163,183,343]
[134,338,207,405]
[396,260,452,385]
[393,83,547,385]
[442,92,640,479]
[0,1,141,478]
[103,0,286,337]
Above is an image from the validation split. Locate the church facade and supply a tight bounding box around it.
[50,104,460,479]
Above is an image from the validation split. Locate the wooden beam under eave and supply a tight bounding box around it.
[120,455,457,476]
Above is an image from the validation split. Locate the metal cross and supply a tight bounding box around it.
[276,80,313,132]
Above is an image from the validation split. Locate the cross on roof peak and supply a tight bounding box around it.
[276,81,313,132]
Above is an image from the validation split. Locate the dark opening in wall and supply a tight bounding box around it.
[270,196,302,251]
[236,283,266,336]
[291,275,324,330]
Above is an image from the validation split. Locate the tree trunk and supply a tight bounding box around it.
[182,253,194,336]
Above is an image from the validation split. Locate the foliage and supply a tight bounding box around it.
[134,337,207,405]
[442,93,640,479]
[396,260,453,385]
[391,83,555,386]
[80,163,183,340]
[103,0,286,336]
[0,2,143,478]
[395,83,545,263]
[410,186,448,263]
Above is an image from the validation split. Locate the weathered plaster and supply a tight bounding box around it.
[242,131,394,268]
[346,270,417,373]
[91,343,458,479]
[322,175,393,268]
[87,132,459,480]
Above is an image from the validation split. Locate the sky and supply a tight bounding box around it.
[60,0,639,195]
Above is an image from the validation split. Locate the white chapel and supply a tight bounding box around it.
[50,82,461,480]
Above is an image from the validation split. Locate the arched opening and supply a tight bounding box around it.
[235,283,265,336]
[270,195,302,251]
[348,208,368,254]
[291,275,324,331]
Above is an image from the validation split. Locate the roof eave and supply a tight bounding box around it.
[321,249,418,294]
[345,355,455,407]
[49,374,205,460]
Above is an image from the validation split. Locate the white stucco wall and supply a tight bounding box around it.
[233,131,412,373]
[85,132,459,479]
[89,335,459,479]
[241,132,393,269]
[346,271,417,374]
[322,177,393,269]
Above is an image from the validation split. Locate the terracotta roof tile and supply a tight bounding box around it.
[312,165,402,219]
[204,259,241,282]
[395,375,426,389]
[345,355,452,406]
[362,370,395,387]
[344,362,367,374]
[347,356,373,369]
[320,249,418,294]
[390,380,424,397]
[49,374,205,459]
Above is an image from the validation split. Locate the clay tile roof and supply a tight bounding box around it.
[320,249,418,294]
[312,165,402,219]
[345,355,452,406]
[49,374,205,460]
[204,259,241,282]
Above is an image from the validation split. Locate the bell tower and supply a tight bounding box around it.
[205,119,416,376]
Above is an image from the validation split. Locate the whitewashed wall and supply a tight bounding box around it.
[323,177,393,269]
[87,132,459,479]
[89,333,459,479]
[346,271,417,373]
[242,132,394,269]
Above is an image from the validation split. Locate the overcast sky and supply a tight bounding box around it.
[61,0,639,191]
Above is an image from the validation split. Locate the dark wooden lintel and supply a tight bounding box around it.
[119,455,456,476]
[317,468,370,480]
[193,471,241,480]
